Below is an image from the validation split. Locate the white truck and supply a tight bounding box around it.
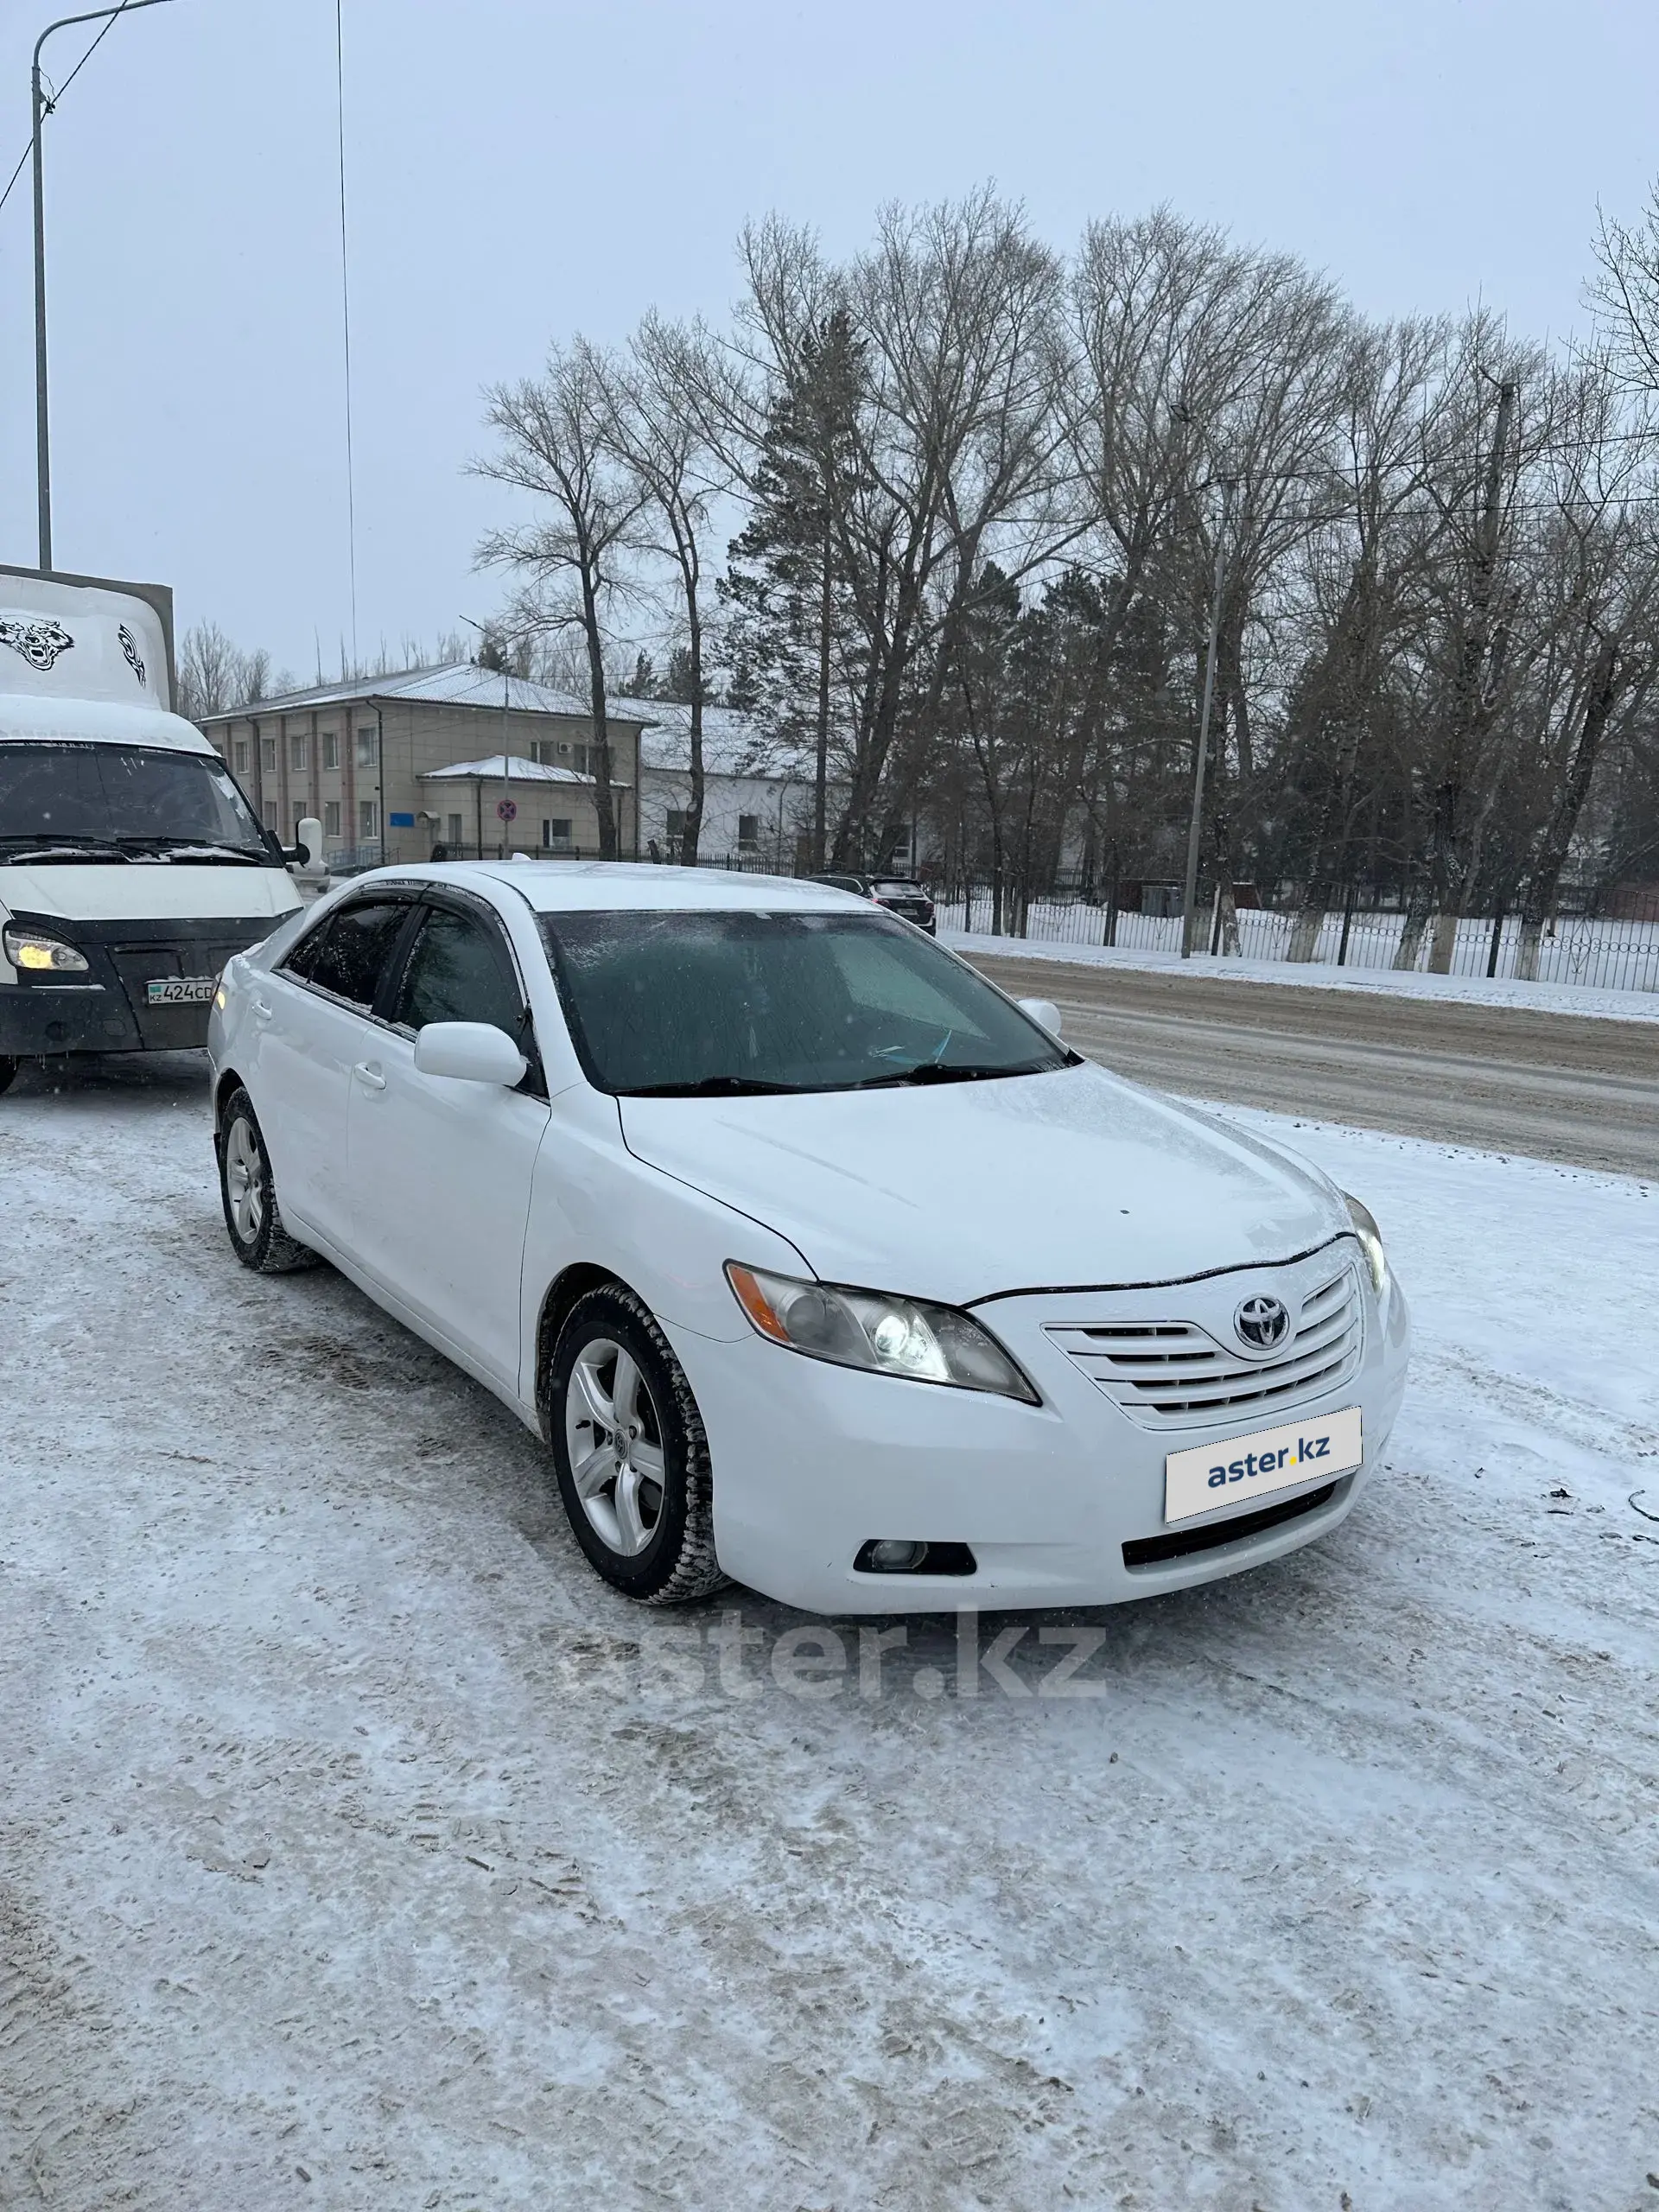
[0,565,315,1096]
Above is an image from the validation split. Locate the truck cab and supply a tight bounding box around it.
[0,566,304,1095]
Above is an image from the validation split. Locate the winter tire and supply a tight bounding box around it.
[546,1282,725,1605]
[216,1086,320,1274]
[0,1056,16,1097]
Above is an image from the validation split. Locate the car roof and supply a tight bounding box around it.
[348,859,874,916]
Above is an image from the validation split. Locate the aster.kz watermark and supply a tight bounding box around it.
[544,1608,1115,1701]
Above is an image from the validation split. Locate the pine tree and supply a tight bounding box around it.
[721,310,868,870]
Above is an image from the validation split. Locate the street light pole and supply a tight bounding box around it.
[1180,478,1233,959]
[31,0,172,570]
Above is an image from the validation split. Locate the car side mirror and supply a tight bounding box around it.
[413,1020,529,1086]
[1018,996,1064,1039]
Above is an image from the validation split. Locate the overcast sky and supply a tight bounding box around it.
[0,0,1655,680]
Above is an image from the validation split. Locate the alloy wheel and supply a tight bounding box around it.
[224,1114,265,1243]
[563,1337,666,1556]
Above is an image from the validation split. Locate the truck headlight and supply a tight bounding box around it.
[3,925,88,974]
[726,1262,1039,1402]
[1343,1192,1389,1297]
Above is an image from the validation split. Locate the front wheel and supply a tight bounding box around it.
[546,1283,725,1604]
[216,1086,320,1274]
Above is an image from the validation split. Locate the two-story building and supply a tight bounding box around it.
[202,663,648,866]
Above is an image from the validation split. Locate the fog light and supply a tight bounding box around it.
[860,1539,929,1573]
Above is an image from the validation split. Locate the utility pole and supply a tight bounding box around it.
[1180,479,1232,958]
[31,1,173,570]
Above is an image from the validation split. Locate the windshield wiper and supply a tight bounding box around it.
[0,836,130,863]
[115,837,267,865]
[621,1074,802,1098]
[849,1061,1046,1090]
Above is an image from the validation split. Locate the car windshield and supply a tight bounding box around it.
[0,742,276,861]
[539,907,1071,1096]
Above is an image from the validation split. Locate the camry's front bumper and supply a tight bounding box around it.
[670,1262,1410,1616]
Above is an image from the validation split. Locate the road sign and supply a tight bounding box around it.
[497,798,518,823]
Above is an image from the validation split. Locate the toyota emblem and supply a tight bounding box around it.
[1234,1294,1292,1352]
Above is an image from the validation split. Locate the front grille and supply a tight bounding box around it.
[1046,1262,1363,1431]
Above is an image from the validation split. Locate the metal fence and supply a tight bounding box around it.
[933,893,1659,995]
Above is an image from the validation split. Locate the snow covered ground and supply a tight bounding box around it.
[941,927,1659,1024]
[2,1055,1656,2209]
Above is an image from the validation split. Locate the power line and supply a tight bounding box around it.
[0,143,26,219]
[53,0,142,103]
[0,0,146,217]
[334,0,359,671]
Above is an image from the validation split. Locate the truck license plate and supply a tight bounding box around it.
[146,976,217,1005]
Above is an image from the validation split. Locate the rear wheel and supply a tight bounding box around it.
[546,1283,724,1604]
[216,1086,319,1274]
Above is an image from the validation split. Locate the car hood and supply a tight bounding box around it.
[0,863,302,925]
[620,1060,1348,1306]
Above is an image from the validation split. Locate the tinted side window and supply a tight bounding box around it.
[306,899,410,1008]
[279,916,331,982]
[392,908,523,1037]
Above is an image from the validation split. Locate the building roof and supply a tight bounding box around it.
[419,753,601,786]
[201,662,652,726]
[613,696,817,781]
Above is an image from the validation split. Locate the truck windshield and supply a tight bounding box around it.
[0,743,277,862]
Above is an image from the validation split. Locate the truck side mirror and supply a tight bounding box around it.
[285,817,327,878]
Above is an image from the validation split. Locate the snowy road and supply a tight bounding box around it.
[2,1052,1657,2210]
[963,949,1659,1176]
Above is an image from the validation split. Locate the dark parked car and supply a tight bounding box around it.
[808,873,937,934]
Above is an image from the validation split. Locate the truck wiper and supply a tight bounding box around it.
[115,837,267,864]
[0,836,130,863]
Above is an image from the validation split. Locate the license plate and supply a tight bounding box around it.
[1165,1406,1363,1524]
[145,976,217,1004]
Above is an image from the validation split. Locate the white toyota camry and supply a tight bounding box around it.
[208,862,1409,1614]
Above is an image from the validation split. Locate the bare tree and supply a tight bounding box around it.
[1282,318,1448,957]
[733,192,1072,867]
[600,315,729,864]
[1591,184,1659,396]
[474,340,648,858]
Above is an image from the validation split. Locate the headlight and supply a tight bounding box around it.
[726,1262,1039,1403]
[1343,1192,1389,1296]
[3,925,88,974]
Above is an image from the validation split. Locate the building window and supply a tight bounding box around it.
[262,799,277,830]
[260,736,277,773]
[321,730,339,770]
[541,817,573,850]
[356,726,378,768]
[359,798,379,843]
[232,738,250,772]
[289,732,308,771]
[446,813,463,846]
[323,799,341,838]
[738,813,760,850]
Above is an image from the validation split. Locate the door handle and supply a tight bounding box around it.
[252,999,275,1025]
[353,1061,387,1092]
